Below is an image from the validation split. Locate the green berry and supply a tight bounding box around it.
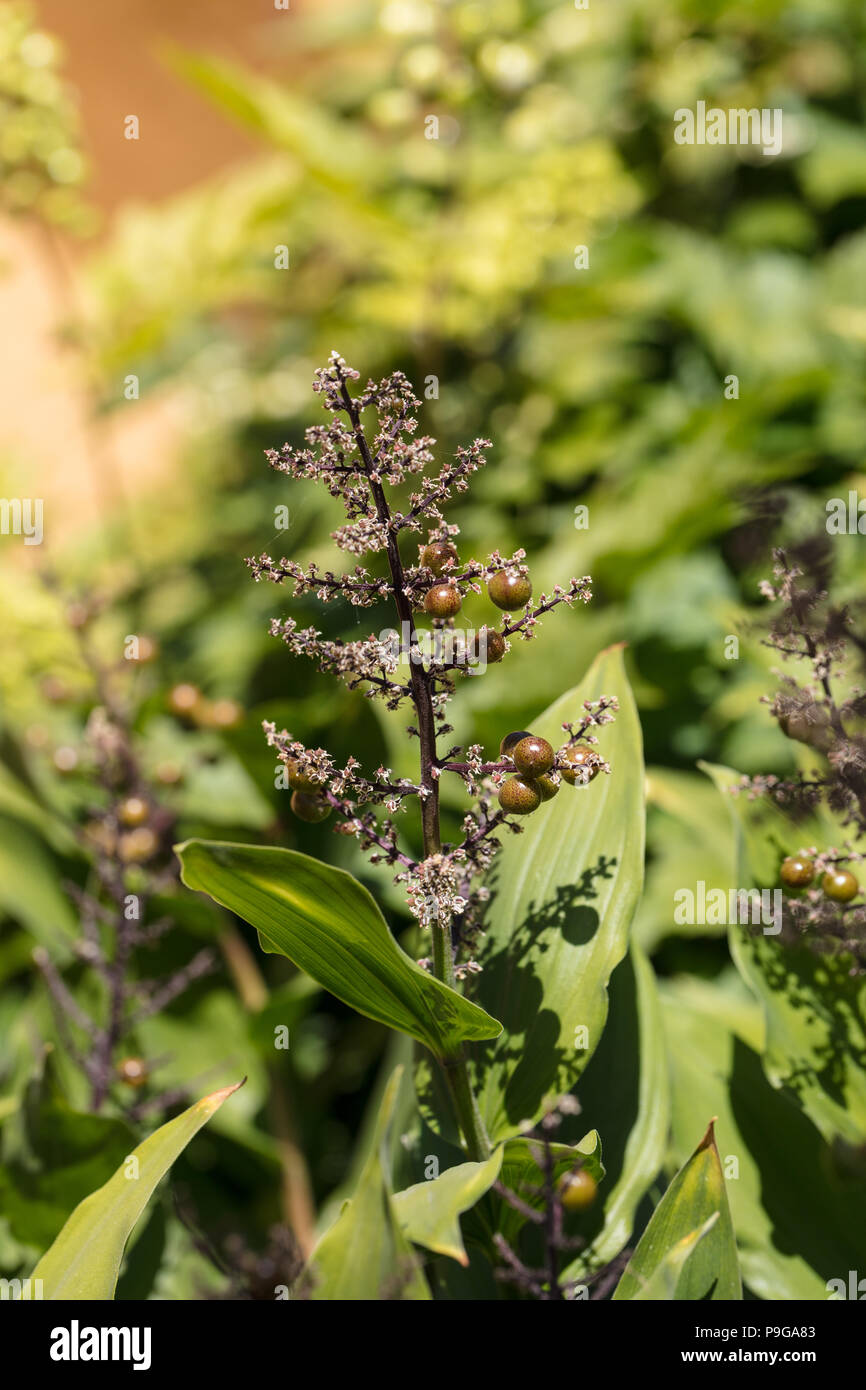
[500,730,533,758]
[472,628,507,664]
[291,791,331,823]
[286,758,320,794]
[420,541,458,575]
[487,570,532,611]
[512,735,555,777]
[423,583,462,619]
[821,869,859,903]
[558,1168,597,1212]
[534,773,560,801]
[780,855,814,889]
[498,775,542,815]
[560,745,599,785]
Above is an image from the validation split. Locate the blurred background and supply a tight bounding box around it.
[1,0,865,1294]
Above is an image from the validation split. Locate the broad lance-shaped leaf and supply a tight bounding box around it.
[703,762,866,1147]
[177,840,501,1058]
[393,1149,503,1266]
[561,944,669,1283]
[471,645,644,1140]
[304,1067,429,1300]
[613,1120,741,1301]
[30,1081,243,1300]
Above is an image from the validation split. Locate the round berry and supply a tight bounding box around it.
[287,758,320,795]
[472,628,507,664]
[118,796,150,828]
[822,869,859,903]
[560,745,599,785]
[291,791,332,823]
[168,683,202,718]
[424,583,462,619]
[118,827,159,862]
[498,775,542,815]
[155,760,183,786]
[535,773,560,802]
[116,1057,149,1088]
[203,698,243,730]
[558,1168,597,1212]
[420,541,458,576]
[780,856,814,889]
[487,571,532,611]
[134,635,159,664]
[512,735,555,777]
[53,746,79,774]
[500,730,533,758]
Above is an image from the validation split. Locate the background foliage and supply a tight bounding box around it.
[1,0,865,1298]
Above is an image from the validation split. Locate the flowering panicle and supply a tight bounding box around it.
[250,352,612,974]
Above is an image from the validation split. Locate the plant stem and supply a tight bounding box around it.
[339,376,491,1162]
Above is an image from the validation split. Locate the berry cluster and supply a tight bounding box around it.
[733,543,866,969]
[248,353,612,972]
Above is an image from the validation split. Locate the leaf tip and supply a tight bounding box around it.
[196,1076,246,1117]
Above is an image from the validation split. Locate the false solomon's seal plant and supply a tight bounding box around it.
[175,353,653,1298]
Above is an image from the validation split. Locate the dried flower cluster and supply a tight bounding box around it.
[34,588,215,1113]
[734,545,866,969]
[249,353,613,975]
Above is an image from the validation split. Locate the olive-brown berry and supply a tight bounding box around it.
[472,628,507,664]
[558,1168,597,1212]
[780,856,814,889]
[117,1057,149,1088]
[822,869,859,903]
[498,775,542,815]
[512,735,555,777]
[420,541,458,575]
[560,745,599,785]
[487,570,532,611]
[500,730,533,758]
[286,758,320,794]
[535,772,560,801]
[423,583,462,619]
[118,827,159,862]
[118,796,150,828]
[168,683,202,718]
[291,790,332,823]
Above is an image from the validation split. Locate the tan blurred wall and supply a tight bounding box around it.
[0,0,307,546]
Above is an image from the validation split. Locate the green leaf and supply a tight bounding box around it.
[0,1060,136,1250]
[562,943,670,1282]
[0,815,78,956]
[703,762,866,1147]
[472,645,645,1139]
[629,1215,720,1301]
[30,1081,243,1300]
[614,1120,741,1301]
[305,1067,430,1300]
[660,972,866,1300]
[393,1148,503,1266]
[176,839,502,1058]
